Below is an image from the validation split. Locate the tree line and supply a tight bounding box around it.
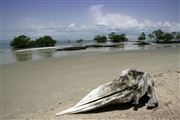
[94,30,180,43]
[10,29,180,49]
[138,30,180,42]
[93,32,128,43]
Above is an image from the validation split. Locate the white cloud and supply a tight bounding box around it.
[89,4,107,25]
[89,4,142,29]
[67,23,76,28]
[4,6,179,40]
[89,4,180,31]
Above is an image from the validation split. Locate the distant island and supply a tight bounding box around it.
[10,29,180,50]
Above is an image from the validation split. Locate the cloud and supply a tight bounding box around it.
[89,4,180,31]
[67,23,76,28]
[89,4,142,29]
[19,18,59,30]
[16,18,63,38]
[14,18,98,40]
[3,5,179,40]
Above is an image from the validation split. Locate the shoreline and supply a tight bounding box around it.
[3,39,180,51]
[7,41,180,52]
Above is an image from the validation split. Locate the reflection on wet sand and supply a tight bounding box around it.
[3,43,179,64]
[13,51,33,62]
[37,49,54,58]
[13,49,55,62]
[108,44,124,51]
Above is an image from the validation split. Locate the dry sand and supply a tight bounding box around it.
[1,47,180,120]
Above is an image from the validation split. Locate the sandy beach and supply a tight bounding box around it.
[2,47,180,120]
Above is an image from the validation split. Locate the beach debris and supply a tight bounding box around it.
[56,69,158,116]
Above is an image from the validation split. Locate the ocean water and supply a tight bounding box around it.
[0,40,92,64]
[1,40,179,64]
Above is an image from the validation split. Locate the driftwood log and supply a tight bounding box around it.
[56,69,158,116]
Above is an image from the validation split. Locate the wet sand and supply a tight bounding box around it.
[1,47,180,119]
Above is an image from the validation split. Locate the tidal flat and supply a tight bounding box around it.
[1,46,180,119]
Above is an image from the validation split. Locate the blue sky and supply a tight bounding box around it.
[1,0,180,40]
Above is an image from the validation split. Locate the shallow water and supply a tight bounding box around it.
[1,42,179,64]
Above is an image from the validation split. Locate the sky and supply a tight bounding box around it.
[1,0,180,40]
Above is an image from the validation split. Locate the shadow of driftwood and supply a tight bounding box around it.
[80,95,150,114]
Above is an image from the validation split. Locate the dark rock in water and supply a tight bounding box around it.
[154,41,180,44]
[55,44,124,51]
[56,69,158,116]
[85,44,123,48]
[134,41,151,45]
[56,46,87,51]
[85,44,106,48]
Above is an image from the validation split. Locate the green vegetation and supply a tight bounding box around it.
[93,32,128,43]
[149,29,179,43]
[108,32,128,43]
[10,35,31,49]
[162,33,174,42]
[94,35,107,43]
[138,32,146,41]
[10,35,56,49]
[36,35,56,47]
[10,30,180,50]
[152,29,164,41]
[176,33,180,39]
[172,32,180,39]
[29,40,37,48]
